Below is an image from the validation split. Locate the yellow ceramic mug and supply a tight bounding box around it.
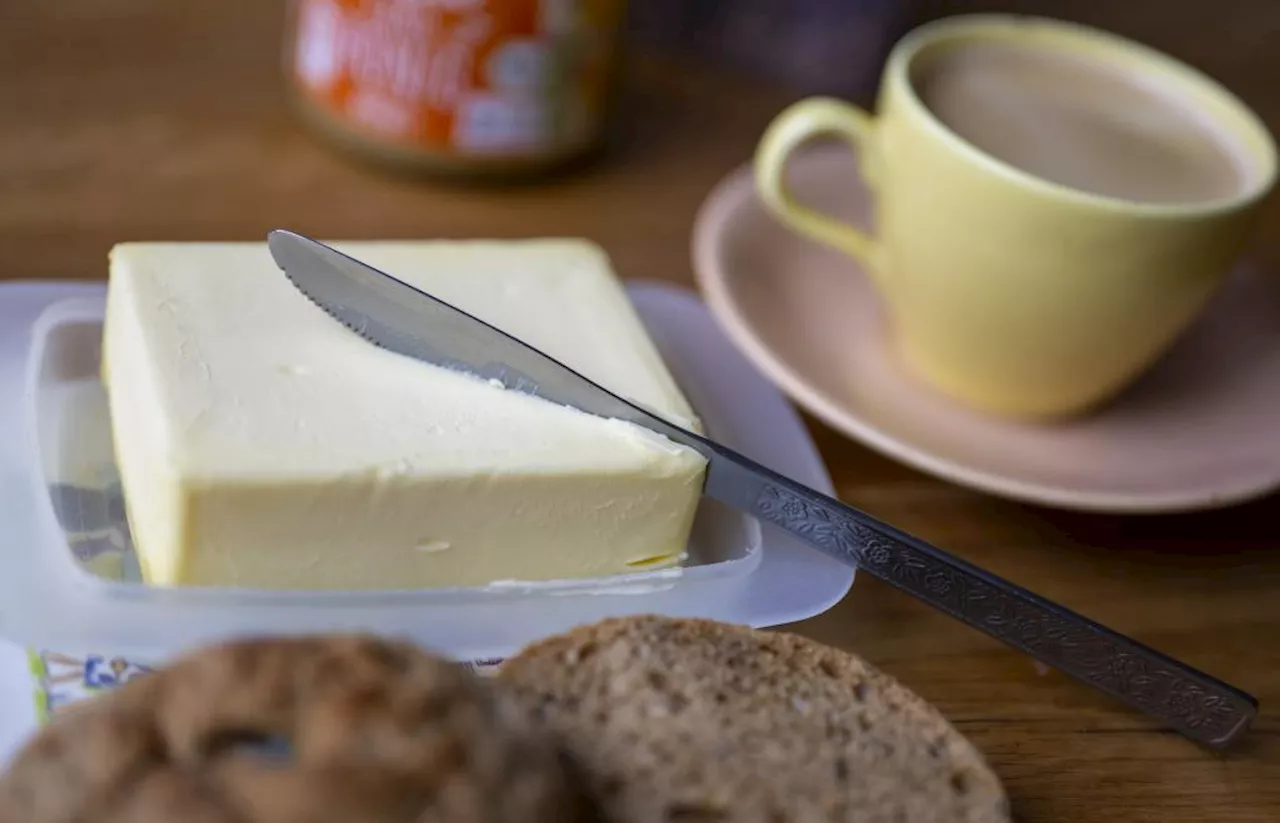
[755,15,1277,418]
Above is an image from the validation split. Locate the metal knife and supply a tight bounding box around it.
[267,229,1257,749]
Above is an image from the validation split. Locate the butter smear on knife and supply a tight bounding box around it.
[101,240,707,589]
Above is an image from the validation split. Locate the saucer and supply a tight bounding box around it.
[693,144,1280,513]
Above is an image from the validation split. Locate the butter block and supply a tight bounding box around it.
[102,240,707,589]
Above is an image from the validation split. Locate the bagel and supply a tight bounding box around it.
[0,635,596,823]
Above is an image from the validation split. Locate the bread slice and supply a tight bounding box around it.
[499,615,1009,823]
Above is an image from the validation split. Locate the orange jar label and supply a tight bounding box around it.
[290,0,622,159]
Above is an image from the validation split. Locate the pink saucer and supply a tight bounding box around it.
[693,144,1280,513]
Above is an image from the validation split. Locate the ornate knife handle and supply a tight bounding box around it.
[747,473,1257,749]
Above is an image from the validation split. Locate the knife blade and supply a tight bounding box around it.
[267,229,1257,749]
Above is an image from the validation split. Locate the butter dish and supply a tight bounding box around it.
[0,280,853,740]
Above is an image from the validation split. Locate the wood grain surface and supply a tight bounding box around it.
[2,2,1277,821]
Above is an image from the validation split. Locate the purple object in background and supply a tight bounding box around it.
[628,0,919,103]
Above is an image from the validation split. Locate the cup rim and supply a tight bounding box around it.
[886,13,1279,217]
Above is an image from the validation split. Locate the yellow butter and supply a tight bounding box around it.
[102,240,706,589]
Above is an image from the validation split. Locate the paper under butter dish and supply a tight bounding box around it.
[0,278,852,742]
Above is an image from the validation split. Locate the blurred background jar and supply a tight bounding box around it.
[283,0,628,180]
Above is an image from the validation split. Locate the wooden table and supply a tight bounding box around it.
[3,2,1277,821]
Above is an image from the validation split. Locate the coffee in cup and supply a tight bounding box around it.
[913,39,1253,205]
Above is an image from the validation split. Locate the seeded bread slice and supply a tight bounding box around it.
[499,615,1009,823]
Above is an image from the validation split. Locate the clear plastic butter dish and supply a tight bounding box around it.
[0,281,854,724]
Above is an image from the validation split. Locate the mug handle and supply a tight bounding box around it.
[754,97,879,270]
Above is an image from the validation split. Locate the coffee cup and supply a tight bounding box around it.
[755,14,1276,418]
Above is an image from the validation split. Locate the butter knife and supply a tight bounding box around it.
[267,229,1257,749]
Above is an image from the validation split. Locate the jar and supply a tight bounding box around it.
[284,0,627,180]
